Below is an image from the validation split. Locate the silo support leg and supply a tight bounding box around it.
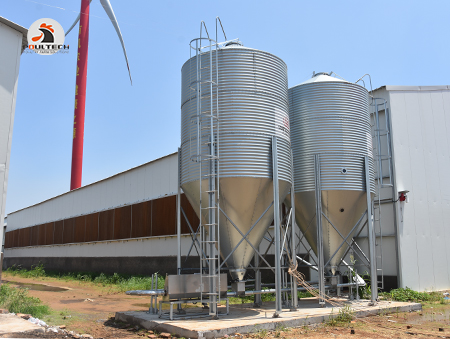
[365,156,378,304]
[272,136,282,316]
[176,148,185,314]
[253,245,262,307]
[290,187,298,310]
[314,154,326,307]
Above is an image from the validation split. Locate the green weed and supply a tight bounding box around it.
[255,328,268,338]
[298,291,314,299]
[274,323,290,337]
[327,305,354,326]
[5,264,165,292]
[379,287,441,303]
[0,283,50,318]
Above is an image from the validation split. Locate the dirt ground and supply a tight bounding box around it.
[1,274,449,339]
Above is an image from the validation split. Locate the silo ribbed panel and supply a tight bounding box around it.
[289,81,375,193]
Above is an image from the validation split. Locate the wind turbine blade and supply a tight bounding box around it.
[99,0,132,84]
[65,0,93,36]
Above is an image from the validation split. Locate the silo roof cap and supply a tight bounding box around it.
[298,72,349,86]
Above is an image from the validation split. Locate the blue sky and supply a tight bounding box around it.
[3,0,450,213]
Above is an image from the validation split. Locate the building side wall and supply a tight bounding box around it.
[390,89,450,291]
[6,153,178,231]
[0,23,23,254]
[4,193,199,248]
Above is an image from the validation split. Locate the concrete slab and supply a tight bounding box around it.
[0,314,44,335]
[116,299,422,338]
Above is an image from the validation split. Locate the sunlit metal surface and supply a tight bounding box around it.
[180,45,292,280]
[287,73,375,273]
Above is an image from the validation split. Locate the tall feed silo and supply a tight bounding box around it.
[180,42,292,281]
[287,72,375,275]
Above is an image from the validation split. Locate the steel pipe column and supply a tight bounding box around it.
[365,156,378,304]
[272,136,282,316]
[253,245,262,307]
[290,185,298,310]
[314,154,325,306]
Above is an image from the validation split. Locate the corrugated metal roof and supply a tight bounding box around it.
[0,16,28,52]
[372,85,450,93]
[8,152,178,216]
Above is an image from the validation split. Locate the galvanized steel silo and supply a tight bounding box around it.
[287,73,375,274]
[180,43,292,281]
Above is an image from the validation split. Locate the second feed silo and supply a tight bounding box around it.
[287,72,375,275]
[180,42,292,281]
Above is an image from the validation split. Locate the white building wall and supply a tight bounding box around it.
[387,86,450,291]
[0,19,26,254]
[4,228,280,261]
[6,153,178,231]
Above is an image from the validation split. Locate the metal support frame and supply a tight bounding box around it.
[159,298,229,321]
[272,136,282,316]
[253,245,262,307]
[314,154,326,306]
[290,185,298,310]
[365,156,378,303]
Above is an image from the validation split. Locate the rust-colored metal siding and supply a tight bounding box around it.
[130,201,151,238]
[98,209,114,241]
[180,194,199,234]
[30,226,39,246]
[54,220,63,244]
[62,218,74,244]
[4,193,198,249]
[38,224,46,245]
[4,231,12,248]
[85,212,98,242]
[19,227,31,247]
[152,196,176,236]
[44,222,54,245]
[113,205,131,240]
[74,216,85,243]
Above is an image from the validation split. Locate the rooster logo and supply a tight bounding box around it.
[32,23,55,43]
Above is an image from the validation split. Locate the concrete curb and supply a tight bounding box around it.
[116,302,422,338]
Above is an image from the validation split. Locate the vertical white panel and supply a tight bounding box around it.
[151,160,162,198]
[0,22,22,251]
[134,166,146,202]
[390,92,422,291]
[123,170,132,205]
[391,89,450,291]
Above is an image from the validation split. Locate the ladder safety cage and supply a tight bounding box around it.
[370,97,393,291]
[188,20,221,317]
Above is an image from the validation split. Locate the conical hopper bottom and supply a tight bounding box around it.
[287,190,369,274]
[182,177,290,281]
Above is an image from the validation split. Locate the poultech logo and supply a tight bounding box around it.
[27,18,69,55]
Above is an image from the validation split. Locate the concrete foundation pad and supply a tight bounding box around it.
[116,298,422,338]
[0,314,44,335]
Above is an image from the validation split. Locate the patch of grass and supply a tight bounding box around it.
[0,283,50,318]
[274,323,290,337]
[42,308,81,327]
[6,263,46,278]
[379,287,442,303]
[327,305,354,326]
[228,287,278,304]
[5,264,165,292]
[298,291,314,299]
[255,327,268,338]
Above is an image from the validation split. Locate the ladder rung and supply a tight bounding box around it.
[202,174,218,178]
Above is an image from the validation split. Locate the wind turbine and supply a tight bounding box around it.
[66,0,132,190]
